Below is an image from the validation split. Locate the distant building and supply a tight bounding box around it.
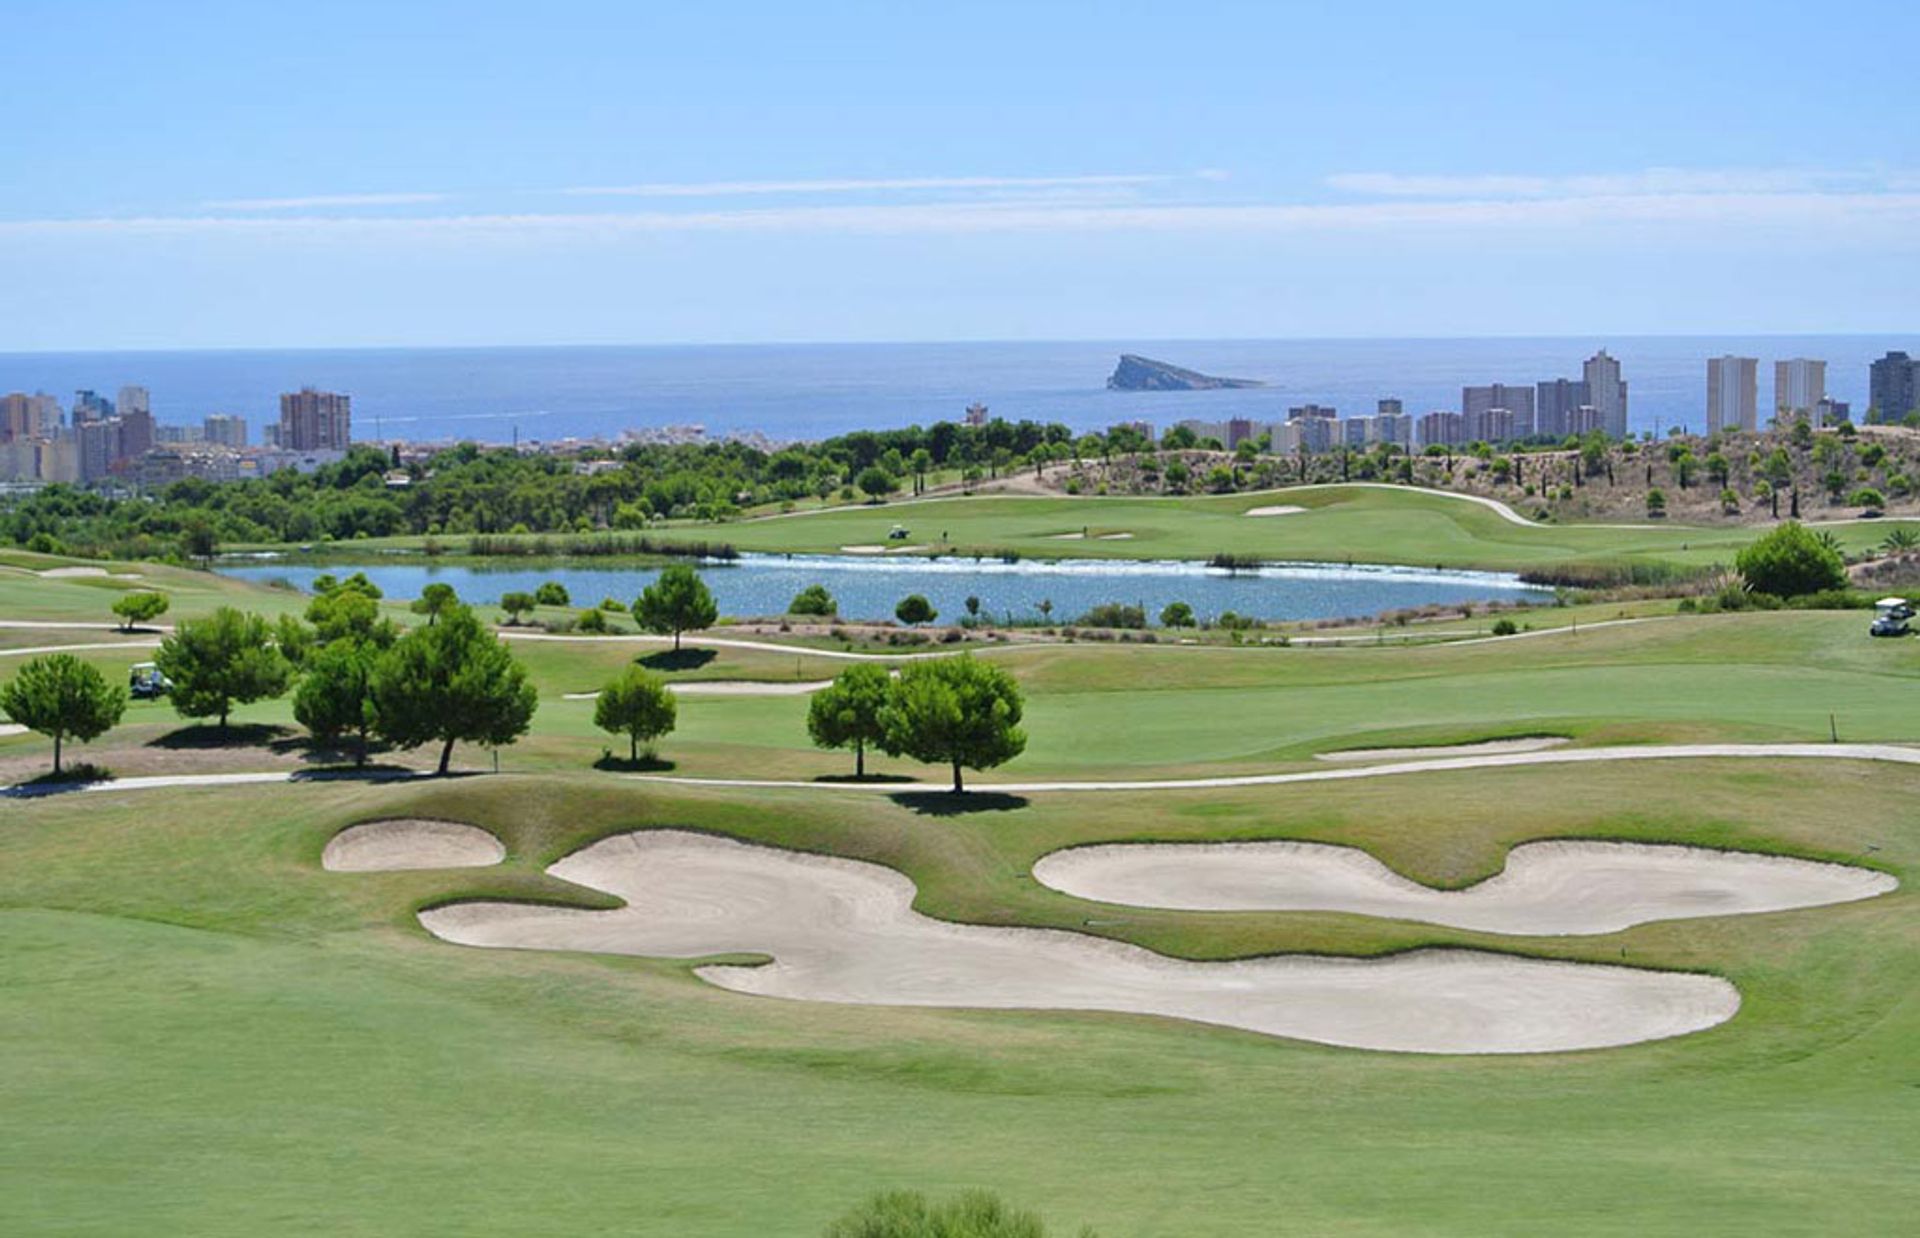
[0,393,30,442]
[278,388,352,451]
[1706,356,1759,434]
[1870,351,1920,422]
[1813,397,1850,426]
[1462,406,1519,444]
[1584,350,1629,438]
[1285,405,1336,453]
[1372,412,1414,447]
[71,389,113,423]
[1536,378,1592,438]
[1462,383,1535,438]
[1773,358,1826,423]
[1341,417,1371,447]
[1226,417,1258,448]
[1175,418,1228,444]
[1113,419,1154,444]
[203,413,248,448]
[1418,410,1465,448]
[1376,397,1404,418]
[964,402,989,427]
[116,386,150,418]
[77,418,120,482]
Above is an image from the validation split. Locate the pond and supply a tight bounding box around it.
[216,553,1551,625]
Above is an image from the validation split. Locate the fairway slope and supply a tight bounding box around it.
[417,830,1739,1053]
[1033,840,1897,935]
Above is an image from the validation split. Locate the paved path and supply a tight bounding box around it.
[0,639,162,658]
[9,742,1918,799]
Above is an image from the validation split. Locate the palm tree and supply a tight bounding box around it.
[1880,528,1919,555]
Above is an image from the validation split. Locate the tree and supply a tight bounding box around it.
[1036,598,1053,622]
[1734,521,1848,598]
[895,594,937,626]
[306,587,396,646]
[1645,488,1667,517]
[1851,487,1887,513]
[857,465,896,501]
[293,638,382,767]
[1160,600,1195,628]
[823,1189,1095,1238]
[575,606,609,633]
[534,581,571,607]
[593,666,677,762]
[634,564,718,651]
[500,591,537,625]
[881,654,1025,792]
[410,582,458,625]
[0,653,126,775]
[181,518,218,567]
[908,447,933,495]
[806,664,891,778]
[964,595,982,620]
[155,607,292,731]
[789,584,838,616]
[110,591,169,632]
[371,605,537,774]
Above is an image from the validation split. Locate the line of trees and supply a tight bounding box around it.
[807,654,1025,792]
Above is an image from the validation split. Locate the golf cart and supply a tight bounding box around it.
[1870,597,1914,638]
[129,662,171,700]
[887,525,910,541]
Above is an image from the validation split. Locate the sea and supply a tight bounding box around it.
[0,336,1911,446]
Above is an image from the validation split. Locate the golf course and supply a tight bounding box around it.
[5,490,1920,1236]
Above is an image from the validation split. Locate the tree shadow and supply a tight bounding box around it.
[148,723,293,750]
[593,753,678,773]
[267,734,399,767]
[887,790,1031,816]
[2,762,116,797]
[813,772,918,785]
[637,648,718,672]
[287,765,442,783]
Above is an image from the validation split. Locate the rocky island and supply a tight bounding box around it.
[1107,353,1265,391]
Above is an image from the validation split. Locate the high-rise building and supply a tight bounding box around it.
[77,419,120,482]
[1418,411,1465,447]
[1583,350,1629,438]
[278,388,352,451]
[1773,358,1826,422]
[1815,397,1851,427]
[1372,413,1414,447]
[71,390,113,423]
[964,402,989,427]
[1462,406,1519,444]
[1462,383,1535,438]
[116,386,150,418]
[1225,417,1257,448]
[0,393,31,442]
[118,401,154,461]
[1535,378,1592,438]
[1376,397,1404,418]
[1870,351,1920,422]
[1706,356,1760,434]
[203,414,248,448]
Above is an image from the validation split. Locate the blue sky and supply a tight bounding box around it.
[4,0,1917,349]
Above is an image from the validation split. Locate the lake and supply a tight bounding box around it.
[216,553,1550,624]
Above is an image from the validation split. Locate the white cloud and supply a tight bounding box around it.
[1326,168,1896,199]
[9,190,1920,242]
[558,173,1177,197]
[203,191,450,210]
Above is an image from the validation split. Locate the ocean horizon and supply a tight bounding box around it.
[2,334,1913,446]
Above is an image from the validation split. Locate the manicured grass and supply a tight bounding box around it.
[2,762,1915,1236]
[621,485,1920,572]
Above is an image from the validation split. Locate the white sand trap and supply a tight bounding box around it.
[418,830,1738,1053]
[839,544,886,554]
[1049,531,1133,541]
[1033,840,1897,936]
[1244,505,1306,517]
[1316,737,1570,763]
[0,723,27,738]
[1100,532,1135,540]
[323,819,506,873]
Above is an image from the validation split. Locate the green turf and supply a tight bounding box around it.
[1,763,1915,1236]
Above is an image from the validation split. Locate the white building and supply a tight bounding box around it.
[1707,356,1759,434]
[1773,358,1826,423]
[1583,350,1629,438]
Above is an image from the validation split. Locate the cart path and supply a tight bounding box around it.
[8,741,1919,798]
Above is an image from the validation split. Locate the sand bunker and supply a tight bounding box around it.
[1316,737,1569,762]
[0,723,26,738]
[839,544,926,554]
[323,819,506,872]
[418,830,1739,1053]
[1033,840,1896,936]
[1048,532,1135,541]
[1244,505,1306,517]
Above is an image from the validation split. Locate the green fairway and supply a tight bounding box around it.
[2,763,1915,1237]
[620,485,1920,573]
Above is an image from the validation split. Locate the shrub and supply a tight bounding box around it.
[534,581,571,606]
[789,584,838,616]
[1077,602,1146,629]
[895,594,937,626]
[1490,617,1519,636]
[1850,487,1886,514]
[575,607,609,633]
[1734,521,1848,597]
